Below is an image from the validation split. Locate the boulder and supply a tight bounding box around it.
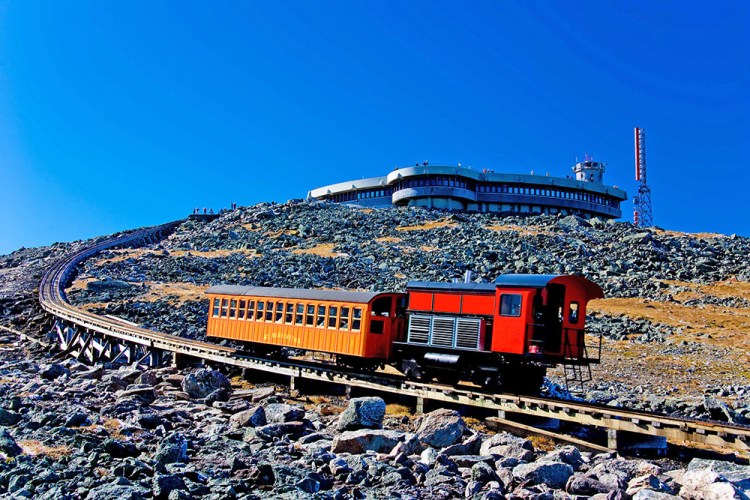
[566,473,611,495]
[40,363,70,380]
[229,406,267,428]
[117,386,157,405]
[264,403,305,423]
[541,445,583,470]
[626,474,673,497]
[336,397,386,431]
[480,432,535,462]
[181,368,231,399]
[0,408,22,426]
[255,421,307,441]
[471,461,498,483]
[0,428,22,457]
[440,431,482,456]
[331,429,405,454]
[416,408,466,448]
[512,461,574,489]
[152,473,187,499]
[154,432,189,465]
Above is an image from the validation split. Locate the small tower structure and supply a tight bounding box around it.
[633,127,653,227]
[572,154,606,183]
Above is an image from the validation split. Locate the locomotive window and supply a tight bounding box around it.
[265,301,274,321]
[238,300,246,319]
[306,304,315,325]
[372,297,392,317]
[569,302,580,324]
[339,307,350,329]
[352,308,362,331]
[256,301,264,320]
[500,294,522,317]
[295,304,304,325]
[370,319,384,334]
[285,303,294,323]
[328,306,338,328]
[212,298,220,317]
[221,298,228,318]
[317,305,326,327]
[275,302,283,322]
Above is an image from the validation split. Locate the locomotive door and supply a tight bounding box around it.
[543,284,565,353]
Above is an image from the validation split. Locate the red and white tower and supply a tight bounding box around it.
[633,127,653,227]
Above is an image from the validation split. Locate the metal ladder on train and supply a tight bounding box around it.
[562,331,592,393]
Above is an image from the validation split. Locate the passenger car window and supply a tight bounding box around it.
[238,300,246,319]
[328,306,338,328]
[352,308,362,331]
[339,307,350,329]
[229,299,237,319]
[500,294,522,317]
[212,298,220,317]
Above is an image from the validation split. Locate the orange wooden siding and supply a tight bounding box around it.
[206,293,401,360]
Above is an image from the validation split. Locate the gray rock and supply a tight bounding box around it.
[64,411,90,427]
[331,429,405,454]
[264,403,305,423]
[118,386,157,405]
[416,408,466,448]
[480,432,535,462]
[566,473,611,495]
[153,473,186,500]
[631,490,679,499]
[0,408,22,426]
[40,363,70,380]
[181,368,231,399]
[103,438,139,458]
[154,432,189,465]
[471,461,497,483]
[229,405,267,428]
[0,428,22,457]
[255,421,307,440]
[541,445,583,470]
[626,474,673,496]
[440,431,482,456]
[85,484,149,500]
[512,461,574,489]
[336,396,386,431]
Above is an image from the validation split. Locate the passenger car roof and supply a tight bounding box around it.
[205,285,385,304]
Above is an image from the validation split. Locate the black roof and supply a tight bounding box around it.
[205,285,385,304]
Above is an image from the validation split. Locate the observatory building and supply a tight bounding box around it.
[308,160,628,220]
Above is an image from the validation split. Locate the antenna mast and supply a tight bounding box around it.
[633,127,653,227]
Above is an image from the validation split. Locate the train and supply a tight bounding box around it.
[205,274,604,392]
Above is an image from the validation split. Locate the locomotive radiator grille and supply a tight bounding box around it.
[407,315,430,344]
[407,314,483,350]
[431,317,455,348]
[455,318,482,349]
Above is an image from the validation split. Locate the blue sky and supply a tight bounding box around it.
[0,1,748,255]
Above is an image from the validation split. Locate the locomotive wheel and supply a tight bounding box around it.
[401,359,422,381]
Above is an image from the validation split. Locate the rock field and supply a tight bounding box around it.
[1,200,750,497]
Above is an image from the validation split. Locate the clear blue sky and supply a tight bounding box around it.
[1,1,748,254]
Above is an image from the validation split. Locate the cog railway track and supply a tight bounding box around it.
[32,219,750,454]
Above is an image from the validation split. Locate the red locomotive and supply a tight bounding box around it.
[206,274,603,392]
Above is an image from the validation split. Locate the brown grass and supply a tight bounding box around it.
[528,435,556,452]
[19,440,73,459]
[230,375,255,390]
[375,237,403,244]
[396,220,456,232]
[385,403,413,418]
[463,416,490,433]
[656,229,727,240]
[589,297,750,349]
[292,243,341,258]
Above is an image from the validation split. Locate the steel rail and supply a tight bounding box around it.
[33,220,750,453]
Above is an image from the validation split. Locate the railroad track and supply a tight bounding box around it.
[33,219,750,454]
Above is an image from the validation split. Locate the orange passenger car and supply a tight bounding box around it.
[205,285,406,364]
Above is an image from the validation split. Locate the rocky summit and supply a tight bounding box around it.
[1,201,750,498]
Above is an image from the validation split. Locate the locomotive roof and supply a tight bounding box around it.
[205,285,387,304]
[493,274,562,287]
[405,281,497,292]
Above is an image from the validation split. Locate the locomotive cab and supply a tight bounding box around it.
[492,275,603,362]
